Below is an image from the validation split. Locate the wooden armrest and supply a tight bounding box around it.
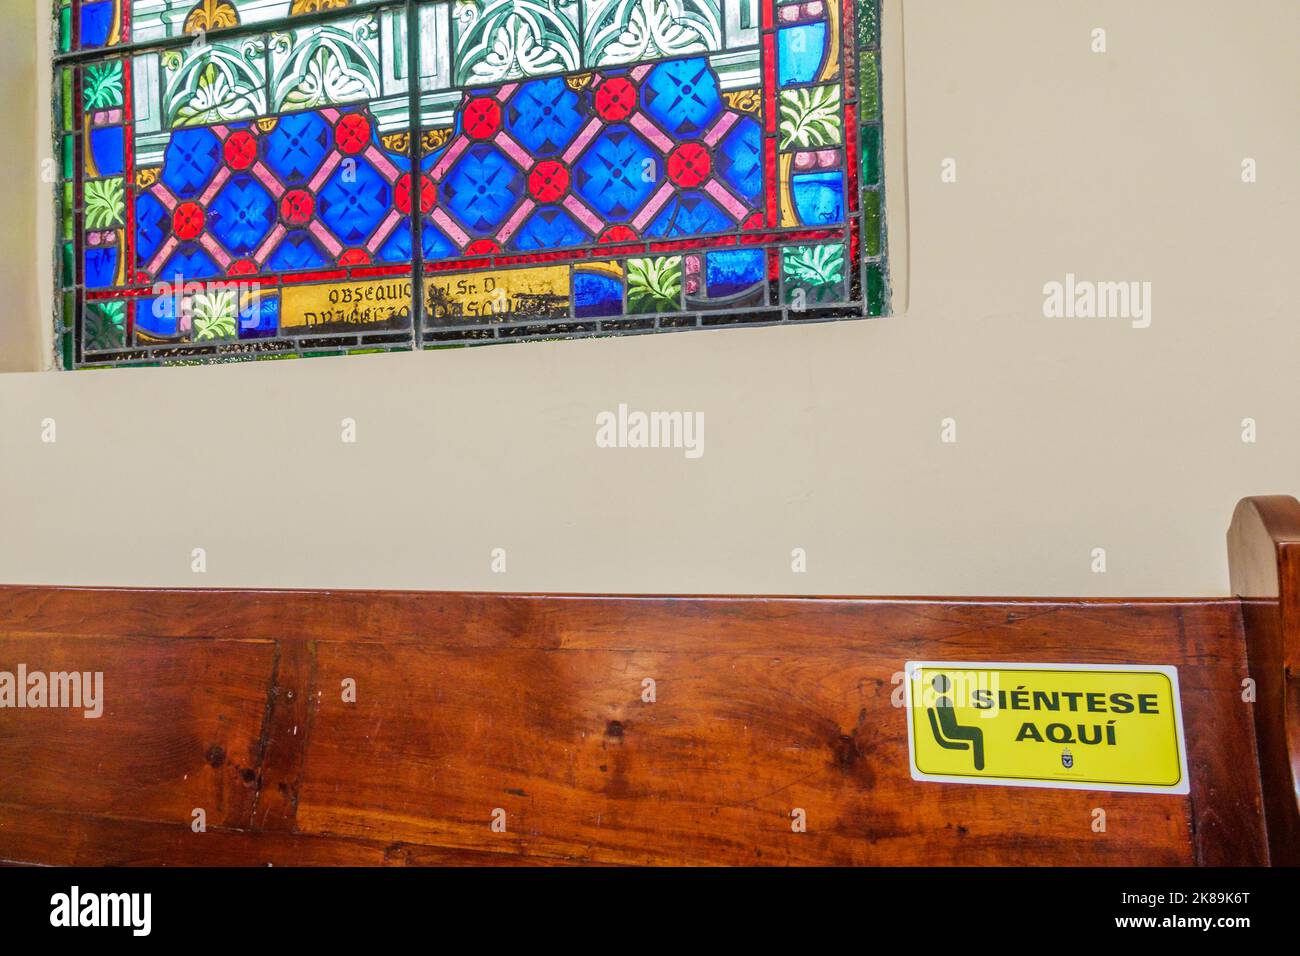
[1227,495,1300,865]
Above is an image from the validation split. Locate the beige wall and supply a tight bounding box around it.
[0,1,43,372]
[1,0,1297,596]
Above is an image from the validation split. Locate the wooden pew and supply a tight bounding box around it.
[0,495,1296,866]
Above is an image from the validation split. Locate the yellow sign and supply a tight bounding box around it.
[904,661,1188,793]
[425,266,569,322]
[280,278,412,331]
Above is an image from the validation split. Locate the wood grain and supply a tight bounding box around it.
[0,803,570,866]
[250,639,316,832]
[0,635,272,829]
[1227,495,1300,865]
[0,585,1271,865]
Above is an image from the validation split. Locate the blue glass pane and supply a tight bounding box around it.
[79,1,113,48]
[778,24,828,85]
[263,112,332,185]
[574,271,622,318]
[505,78,586,157]
[239,294,279,339]
[574,126,658,220]
[135,296,180,340]
[717,116,763,200]
[84,246,118,288]
[266,231,328,271]
[378,219,457,262]
[643,58,721,137]
[134,192,169,266]
[160,243,220,281]
[706,249,765,298]
[208,175,276,255]
[88,126,124,177]
[160,128,222,199]
[318,159,391,245]
[646,191,731,237]
[791,171,845,226]
[442,144,524,234]
[513,207,589,250]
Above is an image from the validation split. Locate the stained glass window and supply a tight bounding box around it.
[54,0,887,368]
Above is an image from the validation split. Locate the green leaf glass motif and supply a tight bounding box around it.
[83,61,124,110]
[192,291,239,341]
[627,256,683,313]
[778,84,842,149]
[84,178,125,229]
[84,300,126,351]
[782,243,845,304]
